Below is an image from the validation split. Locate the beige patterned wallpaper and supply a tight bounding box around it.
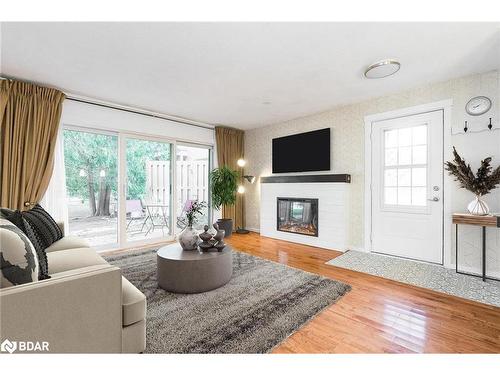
[244,70,499,271]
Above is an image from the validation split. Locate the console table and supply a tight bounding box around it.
[452,213,500,281]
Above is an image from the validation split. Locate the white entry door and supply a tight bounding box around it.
[370,110,444,264]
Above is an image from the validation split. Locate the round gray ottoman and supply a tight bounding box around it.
[157,243,233,293]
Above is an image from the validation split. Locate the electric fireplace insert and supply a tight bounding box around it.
[277,197,318,237]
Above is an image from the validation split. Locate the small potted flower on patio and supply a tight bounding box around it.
[178,200,206,250]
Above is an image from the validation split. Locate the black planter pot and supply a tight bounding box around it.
[216,218,233,238]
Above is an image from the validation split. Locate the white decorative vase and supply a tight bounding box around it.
[467,195,489,216]
[178,225,199,250]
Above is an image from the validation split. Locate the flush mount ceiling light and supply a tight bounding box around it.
[364,59,401,79]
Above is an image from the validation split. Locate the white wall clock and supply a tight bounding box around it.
[465,96,492,116]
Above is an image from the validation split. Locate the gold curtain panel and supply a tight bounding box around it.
[215,126,245,230]
[0,80,66,210]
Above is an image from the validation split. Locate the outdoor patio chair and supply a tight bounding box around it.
[176,199,195,230]
[126,199,147,231]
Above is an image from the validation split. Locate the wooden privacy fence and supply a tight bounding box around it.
[146,160,209,211]
[145,160,170,204]
[176,160,209,210]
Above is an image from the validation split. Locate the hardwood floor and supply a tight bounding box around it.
[224,232,500,353]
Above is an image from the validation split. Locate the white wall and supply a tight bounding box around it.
[60,100,215,146]
[245,70,500,274]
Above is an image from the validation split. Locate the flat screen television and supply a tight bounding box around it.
[272,128,330,173]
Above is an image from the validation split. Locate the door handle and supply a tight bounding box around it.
[428,197,440,202]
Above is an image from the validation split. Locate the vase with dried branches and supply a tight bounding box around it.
[445,147,500,215]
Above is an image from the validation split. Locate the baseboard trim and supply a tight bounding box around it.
[245,227,260,233]
[347,246,365,253]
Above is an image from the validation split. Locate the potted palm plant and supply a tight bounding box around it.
[445,147,500,215]
[210,165,239,237]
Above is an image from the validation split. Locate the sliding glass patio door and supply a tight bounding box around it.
[124,137,173,243]
[62,127,211,250]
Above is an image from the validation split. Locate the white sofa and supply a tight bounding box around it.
[0,223,146,353]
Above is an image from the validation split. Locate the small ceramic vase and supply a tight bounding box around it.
[467,195,490,216]
[178,225,199,250]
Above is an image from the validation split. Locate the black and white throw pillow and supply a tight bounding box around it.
[0,205,60,280]
[0,217,39,288]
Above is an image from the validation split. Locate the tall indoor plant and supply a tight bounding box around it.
[210,165,239,237]
[445,147,500,215]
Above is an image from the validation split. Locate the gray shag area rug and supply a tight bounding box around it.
[105,248,351,353]
[326,250,500,307]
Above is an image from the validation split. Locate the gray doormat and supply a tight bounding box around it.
[105,249,350,353]
[326,250,500,307]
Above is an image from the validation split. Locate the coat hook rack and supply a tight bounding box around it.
[488,118,492,130]
[464,120,468,133]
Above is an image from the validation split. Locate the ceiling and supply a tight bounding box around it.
[1,22,499,129]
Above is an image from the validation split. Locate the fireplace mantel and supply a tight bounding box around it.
[260,174,350,184]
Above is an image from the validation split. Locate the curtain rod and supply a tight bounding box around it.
[0,75,215,131]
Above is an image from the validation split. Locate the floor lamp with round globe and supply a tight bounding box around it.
[236,158,255,234]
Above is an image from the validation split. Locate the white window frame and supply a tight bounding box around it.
[379,122,431,215]
[62,123,214,251]
[174,141,214,234]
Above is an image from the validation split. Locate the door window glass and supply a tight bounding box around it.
[383,125,428,206]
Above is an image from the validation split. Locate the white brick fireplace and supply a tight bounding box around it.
[259,175,350,251]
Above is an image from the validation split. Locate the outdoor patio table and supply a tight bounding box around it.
[144,203,170,235]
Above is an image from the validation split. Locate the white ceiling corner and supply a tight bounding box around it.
[1,22,499,129]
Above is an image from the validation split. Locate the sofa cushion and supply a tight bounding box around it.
[0,217,39,287]
[122,277,147,326]
[1,209,50,280]
[45,236,90,253]
[47,247,107,274]
[122,319,146,353]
